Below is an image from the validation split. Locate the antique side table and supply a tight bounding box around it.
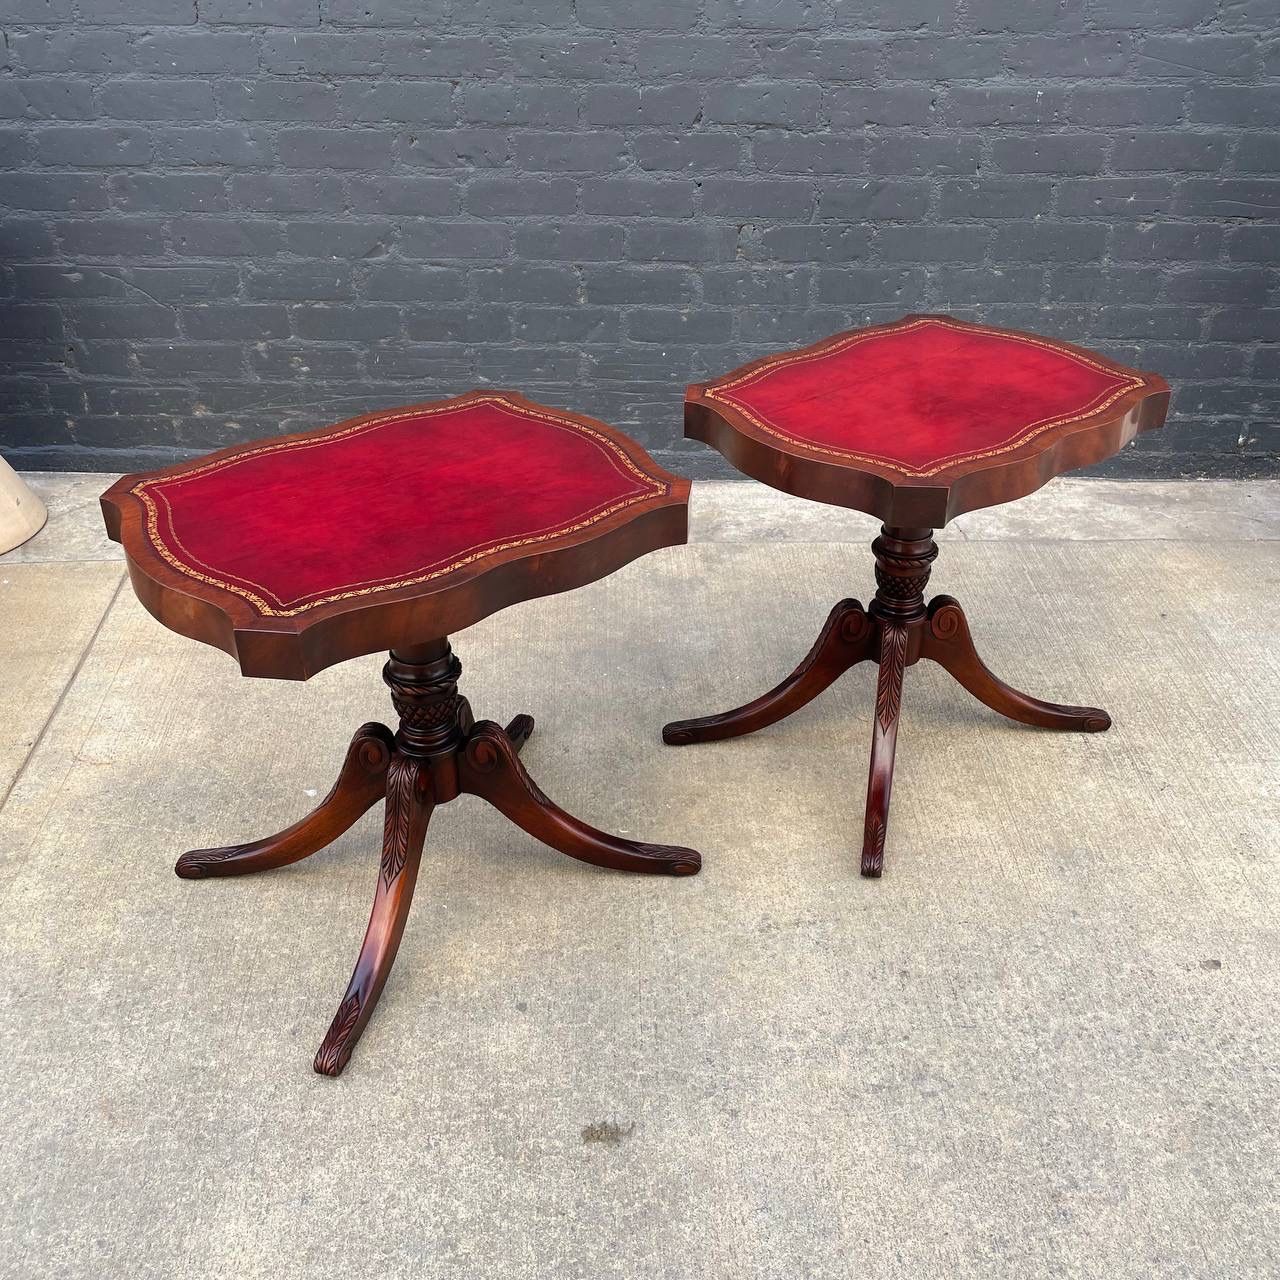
[663,315,1169,877]
[102,391,700,1076]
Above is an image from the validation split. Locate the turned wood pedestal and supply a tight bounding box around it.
[102,392,698,1075]
[665,314,1170,877]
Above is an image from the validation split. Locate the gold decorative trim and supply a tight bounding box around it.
[704,317,1149,478]
[131,395,668,618]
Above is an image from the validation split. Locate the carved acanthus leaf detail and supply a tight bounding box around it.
[876,624,908,732]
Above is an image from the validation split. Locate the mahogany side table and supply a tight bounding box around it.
[101,391,700,1076]
[663,314,1170,877]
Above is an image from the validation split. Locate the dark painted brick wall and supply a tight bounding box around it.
[1,0,1277,476]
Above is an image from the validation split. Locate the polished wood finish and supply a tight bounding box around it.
[100,391,690,680]
[184,638,700,1077]
[685,314,1170,529]
[664,526,1111,878]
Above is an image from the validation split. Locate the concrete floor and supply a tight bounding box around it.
[1,473,1277,1279]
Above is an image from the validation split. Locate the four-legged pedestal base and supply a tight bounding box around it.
[663,527,1109,878]
[176,639,700,1076]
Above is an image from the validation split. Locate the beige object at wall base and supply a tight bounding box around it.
[0,456,47,554]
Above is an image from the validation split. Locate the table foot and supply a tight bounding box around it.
[662,598,874,745]
[175,722,394,879]
[314,757,433,1077]
[504,713,535,754]
[922,597,1111,732]
[461,721,701,876]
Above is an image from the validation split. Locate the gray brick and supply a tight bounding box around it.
[1112,132,1228,172]
[229,174,345,212]
[404,306,514,342]
[247,344,361,380]
[516,223,625,261]
[628,222,737,263]
[703,267,810,307]
[829,87,937,128]
[701,179,814,219]
[89,0,196,20]
[512,307,620,343]
[704,83,822,128]
[0,132,30,168]
[326,0,449,23]
[217,81,337,122]
[290,304,400,340]
[582,85,702,127]
[0,304,62,339]
[401,221,511,259]
[1190,87,1280,126]
[755,134,865,175]
[0,79,95,119]
[246,263,354,301]
[738,309,852,344]
[101,81,215,121]
[817,180,930,221]
[172,219,285,258]
[723,0,826,30]
[627,308,733,344]
[1227,225,1280,264]
[752,37,878,81]
[184,304,290,339]
[1069,86,1186,126]
[1091,0,1214,28]
[473,264,577,303]
[1112,223,1223,262]
[1135,35,1260,78]
[937,179,1053,219]
[515,132,626,172]
[881,37,1006,80]
[9,31,134,73]
[466,177,577,217]
[462,84,578,126]
[993,134,1109,174]
[577,0,699,30]
[0,218,55,258]
[879,225,989,262]
[55,218,165,256]
[344,177,459,218]
[153,127,274,169]
[135,32,259,74]
[260,34,383,73]
[277,129,396,171]
[1093,307,1201,340]
[3,174,109,211]
[1045,265,1162,305]
[12,266,130,298]
[831,0,955,30]
[582,265,696,304]
[287,221,394,259]
[403,130,509,169]
[365,347,473,381]
[127,266,239,301]
[361,265,467,302]
[1057,178,1175,216]
[1004,35,1128,77]
[1177,180,1280,218]
[509,36,628,80]
[868,136,980,175]
[1235,135,1280,173]
[756,225,871,263]
[945,87,1069,126]
[66,303,177,339]
[1164,269,1271,305]
[633,133,741,172]
[340,83,456,124]
[931,265,1043,304]
[582,178,694,217]
[990,223,1108,262]
[631,35,750,78]
[135,345,245,379]
[111,174,228,213]
[473,347,579,383]
[382,36,507,78]
[966,0,1084,31]
[816,267,926,304]
[30,126,152,167]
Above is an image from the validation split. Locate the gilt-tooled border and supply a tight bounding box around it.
[703,317,1150,478]
[130,395,669,618]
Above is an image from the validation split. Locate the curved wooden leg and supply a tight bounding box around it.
[314,755,433,1077]
[663,598,875,746]
[861,624,908,878]
[460,721,700,876]
[176,722,395,880]
[922,596,1111,733]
